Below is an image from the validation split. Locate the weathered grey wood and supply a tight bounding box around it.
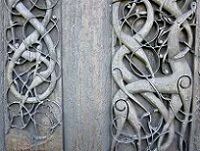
[0,0,5,150]
[62,0,112,150]
[3,1,63,150]
[189,1,200,151]
[111,1,197,151]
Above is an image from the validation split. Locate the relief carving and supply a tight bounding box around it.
[5,0,61,145]
[111,0,196,150]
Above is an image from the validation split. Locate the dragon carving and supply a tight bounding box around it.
[111,0,196,150]
[5,0,61,144]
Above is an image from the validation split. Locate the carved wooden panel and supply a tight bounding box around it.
[1,0,200,151]
[3,0,63,150]
[111,0,197,151]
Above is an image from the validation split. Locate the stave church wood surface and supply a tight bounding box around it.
[0,0,199,151]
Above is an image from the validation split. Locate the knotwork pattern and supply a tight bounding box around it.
[111,0,196,150]
[5,0,61,143]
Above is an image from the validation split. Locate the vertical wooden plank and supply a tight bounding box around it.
[190,1,200,151]
[62,0,112,150]
[0,0,5,150]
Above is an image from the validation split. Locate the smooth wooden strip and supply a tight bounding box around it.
[0,0,5,150]
[62,0,112,150]
[189,1,200,151]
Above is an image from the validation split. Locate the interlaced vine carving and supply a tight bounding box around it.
[111,0,196,150]
[5,0,61,143]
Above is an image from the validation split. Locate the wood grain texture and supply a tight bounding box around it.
[189,1,200,151]
[62,0,112,150]
[0,0,5,150]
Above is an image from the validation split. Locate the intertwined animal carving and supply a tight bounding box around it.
[111,0,196,150]
[5,0,61,143]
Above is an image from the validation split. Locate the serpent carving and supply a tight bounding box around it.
[5,0,61,143]
[111,0,196,150]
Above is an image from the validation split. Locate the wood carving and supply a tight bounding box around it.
[111,0,196,150]
[5,0,61,146]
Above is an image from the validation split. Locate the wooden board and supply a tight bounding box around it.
[189,1,200,150]
[0,0,5,150]
[61,0,112,150]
